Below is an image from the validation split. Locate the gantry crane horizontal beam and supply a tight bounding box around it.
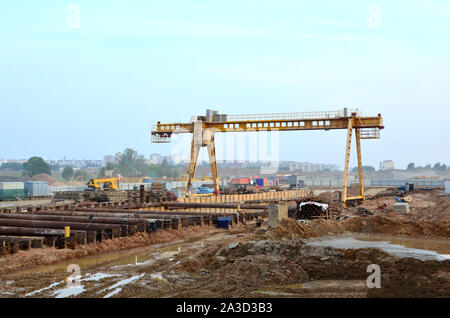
[151,108,384,207]
[152,109,383,139]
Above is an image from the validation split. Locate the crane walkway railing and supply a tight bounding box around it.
[190,108,360,123]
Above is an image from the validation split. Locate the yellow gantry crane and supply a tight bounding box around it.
[151,108,383,206]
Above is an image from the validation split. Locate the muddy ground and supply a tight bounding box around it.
[0,217,448,298]
[0,189,448,298]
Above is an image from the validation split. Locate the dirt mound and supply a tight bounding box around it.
[266,219,348,240]
[31,174,58,186]
[210,255,309,294]
[367,258,450,298]
[408,196,450,222]
[342,215,450,238]
[266,216,450,241]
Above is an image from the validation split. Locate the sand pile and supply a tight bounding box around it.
[31,174,58,186]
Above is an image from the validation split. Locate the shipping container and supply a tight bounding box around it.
[25,181,49,196]
[231,178,251,185]
[255,178,267,187]
[49,186,88,194]
[0,182,24,190]
[0,189,28,201]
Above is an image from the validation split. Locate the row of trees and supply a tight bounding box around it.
[407,162,449,171]
[63,148,181,180]
[0,150,181,181]
[112,148,179,178]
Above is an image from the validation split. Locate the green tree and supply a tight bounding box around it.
[22,157,51,177]
[407,162,415,170]
[351,166,375,172]
[433,162,447,171]
[62,167,74,180]
[105,162,115,171]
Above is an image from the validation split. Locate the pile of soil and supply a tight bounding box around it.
[342,215,450,238]
[31,174,59,186]
[266,219,347,240]
[266,216,450,240]
[408,196,450,222]
[165,238,450,298]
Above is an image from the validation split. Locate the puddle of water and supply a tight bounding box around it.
[24,272,120,298]
[354,234,450,254]
[52,285,85,298]
[82,272,121,282]
[251,290,294,296]
[15,239,190,277]
[25,280,64,297]
[307,235,450,261]
[98,273,145,297]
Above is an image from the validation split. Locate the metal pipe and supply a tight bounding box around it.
[0,219,121,231]
[160,202,269,210]
[74,208,261,216]
[0,213,148,225]
[0,226,66,236]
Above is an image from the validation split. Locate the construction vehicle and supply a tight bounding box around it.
[87,178,120,191]
[151,108,384,206]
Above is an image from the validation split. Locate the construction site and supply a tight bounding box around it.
[0,109,448,298]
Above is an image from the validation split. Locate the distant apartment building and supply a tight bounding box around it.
[6,159,27,164]
[286,161,339,172]
[380,160,394,171]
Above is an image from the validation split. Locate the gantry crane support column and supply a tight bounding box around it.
[151,109,383,202]
[341,119,366,207]
[186,121,220,195]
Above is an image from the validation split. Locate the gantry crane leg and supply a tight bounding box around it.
[342,119,366,208]
[186,123,220,196]
[342,118,353,208]
[355,128,365,203]
[206,133,220,195]
[186,121,203,194]
[186,136,201,194]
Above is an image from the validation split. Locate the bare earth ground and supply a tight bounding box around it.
[0,190,448,298]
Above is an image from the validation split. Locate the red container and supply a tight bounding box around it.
[231,178,250,185]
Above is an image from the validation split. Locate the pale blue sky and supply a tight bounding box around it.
[1,0,449,169]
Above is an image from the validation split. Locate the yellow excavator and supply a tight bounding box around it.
[87,177,120,190]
